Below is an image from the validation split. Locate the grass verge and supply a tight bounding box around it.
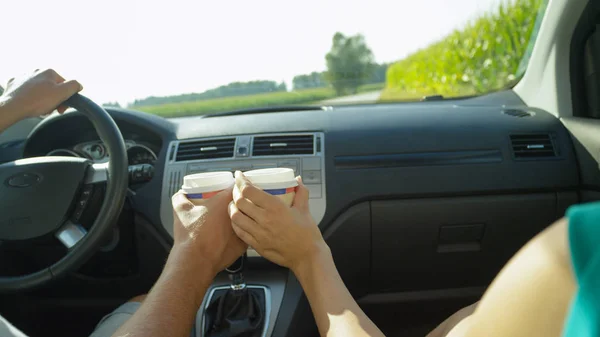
[136,82,386,117]
[382,0,544,100]
[137,88,336,118]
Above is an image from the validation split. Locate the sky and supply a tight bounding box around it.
[1,0,501,105]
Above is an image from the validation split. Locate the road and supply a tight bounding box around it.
[320,90,382,105]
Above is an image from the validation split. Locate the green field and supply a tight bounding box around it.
[381,0,545,101]
[136,88,336,117]
[136,83,385,118]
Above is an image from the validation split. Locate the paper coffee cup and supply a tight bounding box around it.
[243,168,298,207]
[181,171,234,205]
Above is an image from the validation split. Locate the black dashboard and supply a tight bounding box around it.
[13,89,581,308]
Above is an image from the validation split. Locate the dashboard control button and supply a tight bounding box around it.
[72,185,94,222]
[302,170,321,184]
[305,184,322,198]
[129,164,154,183]
[72,209,84,222]
[278,160,298,167]
[146,165,155,179]
[169,144,177,161]
[134,168,143,180]
[142,164,151,178]
[278,160,298,174]
[316,136,322,153]
[302,157,321,170]
[81,184,93,200]
[237,146,248,157]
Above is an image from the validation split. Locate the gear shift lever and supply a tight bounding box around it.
[204,252,266,337]
[226,253,247,291]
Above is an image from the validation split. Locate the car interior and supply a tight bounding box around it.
[1,0,600,336]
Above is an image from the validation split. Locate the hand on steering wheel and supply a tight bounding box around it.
[0,69,128,292]
[1,69,82,118]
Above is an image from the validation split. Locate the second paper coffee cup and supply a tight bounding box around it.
[243,168,298,206]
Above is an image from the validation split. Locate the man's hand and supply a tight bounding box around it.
[171,188,247,277]
[0,69,83,118]
[229,171,326,273]
[112,189,245,337]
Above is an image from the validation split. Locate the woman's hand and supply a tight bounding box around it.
[229,171,327,272]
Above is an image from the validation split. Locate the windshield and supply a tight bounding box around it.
[2,0,546,117]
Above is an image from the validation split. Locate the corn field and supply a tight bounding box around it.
[382,0,546,101]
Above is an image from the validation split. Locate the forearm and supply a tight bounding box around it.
[294,243,385,337]
[112,246,214,337]
[447,219,575,337]
[0,97,24,133]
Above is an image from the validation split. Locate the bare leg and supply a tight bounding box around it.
[128,294,147,303]
[89,294,150,337]
[425,302,479,337]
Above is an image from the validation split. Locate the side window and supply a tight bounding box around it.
[571,2,600,119]
[582,25,600,118]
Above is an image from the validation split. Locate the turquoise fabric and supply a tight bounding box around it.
[562,202,600,337]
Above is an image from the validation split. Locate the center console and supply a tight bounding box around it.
[160,132,326,234]
[160,132,326,336]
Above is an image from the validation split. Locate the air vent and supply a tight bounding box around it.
[252,135,314,156]
[175,138,235,161]
[503,109,533,118]
[510,134,556,159]
[168,169,183,197]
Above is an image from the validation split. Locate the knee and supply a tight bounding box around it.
[128,294,147,303]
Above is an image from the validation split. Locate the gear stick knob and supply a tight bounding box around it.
[226,253,247,291]
[204,252,265,337]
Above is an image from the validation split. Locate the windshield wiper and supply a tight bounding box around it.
[202,105,332,118]
[421,95,445,101]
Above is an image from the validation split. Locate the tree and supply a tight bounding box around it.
[131,80,287,107]
[292,71,327,90]
[102,102,121,108]
[325,32,375,95]
[277,82,288,92]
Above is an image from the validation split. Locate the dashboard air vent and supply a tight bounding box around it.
[168,169,183,197]
[510,134,556,159]
[175,138,235,161]
[503,109,533,118]
[252,135,314,156]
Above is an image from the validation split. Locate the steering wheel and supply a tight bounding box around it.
[0,94,128,292]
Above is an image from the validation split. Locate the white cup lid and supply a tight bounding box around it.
[182,171,234,194]
[244,168,298,190]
